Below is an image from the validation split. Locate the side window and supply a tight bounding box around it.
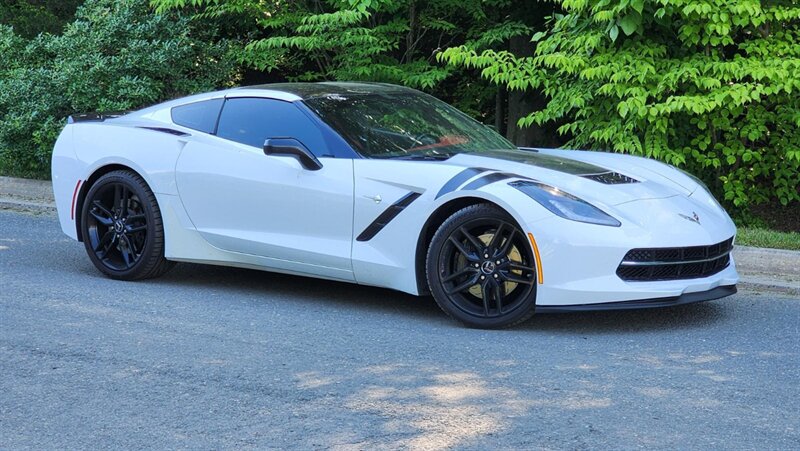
[216,98,328,155]
[171,98,223,134]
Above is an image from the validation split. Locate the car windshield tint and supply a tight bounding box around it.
[304,92,516,159]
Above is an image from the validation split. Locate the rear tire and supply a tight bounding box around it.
[426,204,537,329]
[81,170,174,280]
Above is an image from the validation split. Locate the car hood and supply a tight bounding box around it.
[441,149,697,206]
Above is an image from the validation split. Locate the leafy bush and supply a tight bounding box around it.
[440,0,800,209]
[0,0,82,38]
[0,0,239,179]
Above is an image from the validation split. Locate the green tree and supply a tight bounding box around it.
[154,0,524,88]
[0,0,240,178]
[0,0,83,38]
[151,0,548,131]
[440,0,800,209]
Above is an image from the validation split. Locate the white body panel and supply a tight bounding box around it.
[52,86,738,309]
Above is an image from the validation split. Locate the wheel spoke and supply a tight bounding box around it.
[492,279,504,314]
[500,271,534,285]
[509,262,535,273]
[89,209,113,226]
[127,213,146,222]
[95,233,117,260]
[120,186,130,218]
[448,236,478,262]
[113,184,122,214]
[497,228,517,257]
[92,200,114,219]
[442,266,477,283]
[488,222,506,251]
[459,227,485,254]
[93,230,114,252]
[125,224,147,234]
[481,280,491,316]
[445,273,480,295]
[120,239,132,268]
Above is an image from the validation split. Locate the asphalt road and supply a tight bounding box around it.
[1,210,799,450]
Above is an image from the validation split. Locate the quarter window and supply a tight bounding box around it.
[171,98,223,134]
[215,98,328,155]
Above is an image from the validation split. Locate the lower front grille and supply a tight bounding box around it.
[617,237,734,282]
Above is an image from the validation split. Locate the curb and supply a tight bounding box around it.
[0,176,56,215]
[0,197,56,215]
[1,176,797,294]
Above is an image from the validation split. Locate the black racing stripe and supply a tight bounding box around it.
[461,172,529,191]
[435,167,490,199]
[356,192,422,242]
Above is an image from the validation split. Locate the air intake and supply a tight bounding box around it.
[616,237,734,281]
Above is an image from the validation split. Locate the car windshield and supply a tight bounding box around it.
[304,91,516,159]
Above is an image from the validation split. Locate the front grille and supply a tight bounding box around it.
[617,237,734,281]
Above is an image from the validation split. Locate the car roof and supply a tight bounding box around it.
[122,82,418,124]
[235,82,417,100]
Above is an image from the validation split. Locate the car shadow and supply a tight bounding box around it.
[522,301,732,334]
[154,261,444,318]
[144,262,737,333]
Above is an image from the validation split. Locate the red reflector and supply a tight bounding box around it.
[70,180,83,220]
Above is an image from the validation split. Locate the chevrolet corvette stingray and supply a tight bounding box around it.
[51,82,738,328]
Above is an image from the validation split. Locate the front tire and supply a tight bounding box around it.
[426,204,537,329]
[81,170,174,280]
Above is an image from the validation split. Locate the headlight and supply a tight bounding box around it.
[509,180,621,227]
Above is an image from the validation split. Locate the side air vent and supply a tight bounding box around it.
[581,171,639,184]
[137,126,191,137]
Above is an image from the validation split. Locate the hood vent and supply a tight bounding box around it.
[581,171,639,184]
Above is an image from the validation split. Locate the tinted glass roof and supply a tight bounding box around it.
[237,82,416,100]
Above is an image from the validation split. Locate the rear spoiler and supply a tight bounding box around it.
[67,112,129,124]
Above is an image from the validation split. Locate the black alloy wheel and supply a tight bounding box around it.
[426,204,538,328]
[81,170,174,280]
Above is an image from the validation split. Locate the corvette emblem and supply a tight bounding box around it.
[679,212,701,225]
[480,260,496,275]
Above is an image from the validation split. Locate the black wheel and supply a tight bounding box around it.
[81,170,174,280]
[426,204,537,328]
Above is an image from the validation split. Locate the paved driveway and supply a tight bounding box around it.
[1,210,799,449]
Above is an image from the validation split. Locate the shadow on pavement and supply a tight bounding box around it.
[143,262,734,334]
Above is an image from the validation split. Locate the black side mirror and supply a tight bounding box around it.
[263,138,323,171]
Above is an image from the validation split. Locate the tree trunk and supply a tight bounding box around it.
[495,86,506,136]
[506,35,552,147]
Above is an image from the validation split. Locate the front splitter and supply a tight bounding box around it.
[536,285,737,313]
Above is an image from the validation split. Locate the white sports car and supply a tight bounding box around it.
[51,82,738,328]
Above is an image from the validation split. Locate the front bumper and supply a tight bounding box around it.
[536,284,737,313]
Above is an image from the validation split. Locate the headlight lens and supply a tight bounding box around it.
[509,180,621,227]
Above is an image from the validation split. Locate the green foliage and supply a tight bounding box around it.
[439,0,800,210]
[0,0,240,178]
[0,0,83,38]
[151,0,532,90]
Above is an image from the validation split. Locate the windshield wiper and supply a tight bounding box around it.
[391,154,452,161]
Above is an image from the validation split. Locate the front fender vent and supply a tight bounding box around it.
[617,237,734,281]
